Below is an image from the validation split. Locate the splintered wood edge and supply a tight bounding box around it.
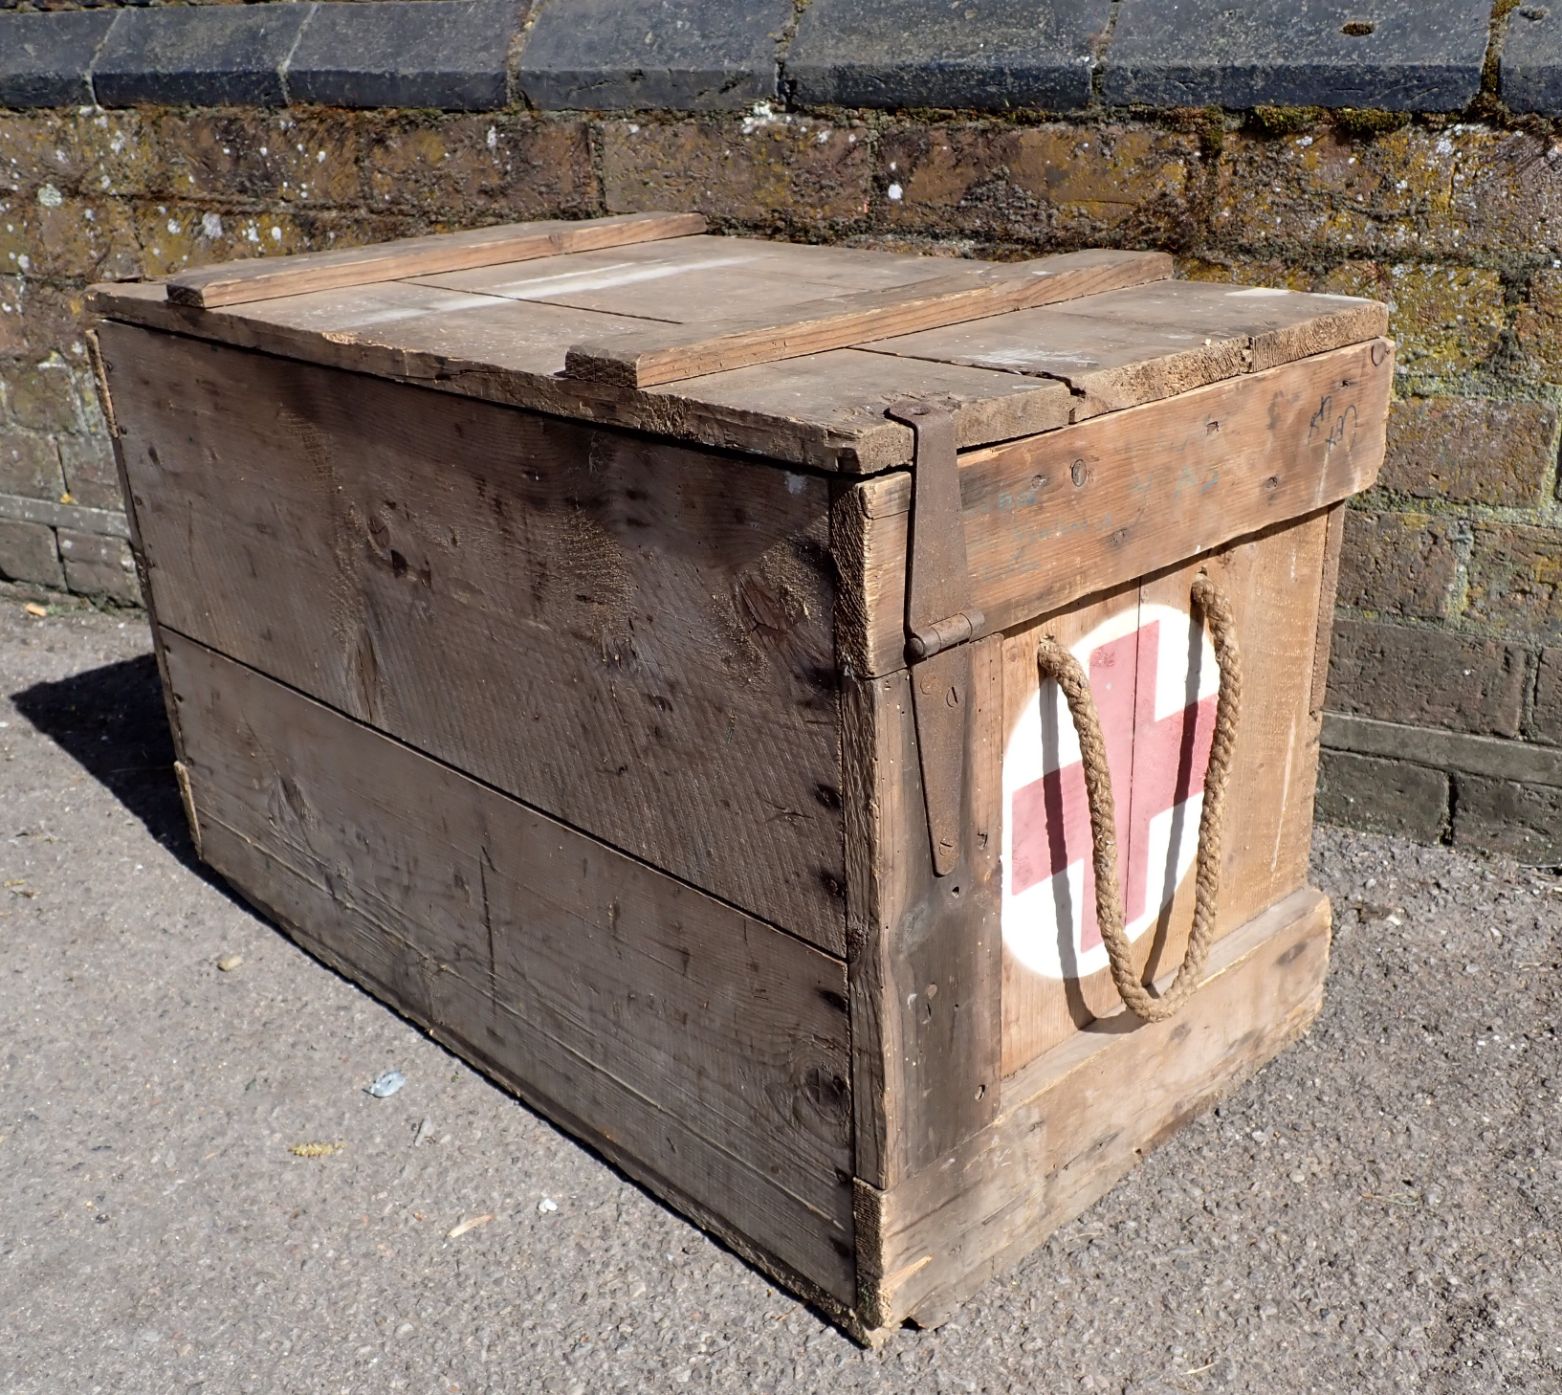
[164,212,709,308]
[561,249,1175,388]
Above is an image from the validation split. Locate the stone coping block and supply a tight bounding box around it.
[289,0,528,111]
[93,3,314,108]
[2,0,1561,120]
[1503,3,1562,112]
[0,9,115,109]
[1103,0,1493,111]
[516,0,793,111]
[787,0,1111,112]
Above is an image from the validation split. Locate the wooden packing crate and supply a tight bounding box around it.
[88,213,1393,1341]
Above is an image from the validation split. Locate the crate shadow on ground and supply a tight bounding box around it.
[10,654,219,887]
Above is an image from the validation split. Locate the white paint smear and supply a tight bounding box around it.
[484,253,756,300]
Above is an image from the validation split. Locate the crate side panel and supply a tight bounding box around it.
[164,632,856,1302]
[998,512,1333,1072]
[102,322,847,952]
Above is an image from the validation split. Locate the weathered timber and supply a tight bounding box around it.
[841,641,1004,1192]
[165,632,857,1301]
[85,279,1075,472]
[562,249,1173,387]
[858,888,1331,1329]
[101,321,848,950]
[91,224,1392,1341]
[165,212,708,308]
[846,339,1393,678]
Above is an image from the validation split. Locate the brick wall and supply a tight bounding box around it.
[4,0,1562,857]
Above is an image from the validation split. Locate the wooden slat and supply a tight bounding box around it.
[1310,503,1348,719]
[164,633,856,1302]
[86,280,1074,472]
[840,638,1004,1191]
[101,322,848,951]
[857,887,1331,1330]
[996,575,1141,1075]
[410,234,952,322]
[846,339,1394,678]
[866,304,1250,420]
[562,249,1174,388]
[1046,279,1390,374]
[164,212,708,308]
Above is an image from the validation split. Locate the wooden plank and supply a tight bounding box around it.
[996,576,1142,1076]
[412,235,951,323]
[164,212,708,308]
[163,633,856,1302]
[1043,279,1388,374]
[848,339,1394,678]
[840,638,1005,1191]
[864,304,1251,419]
[101,321,848,951]
[864,282,1384,416]
[1138,513,1333,970]
[857,887,1331,1331]
[1310,502,1348,720]
[87,281,1073,472]
[562,250,1174,388]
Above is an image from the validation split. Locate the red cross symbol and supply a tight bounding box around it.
[1010,618,1218,950]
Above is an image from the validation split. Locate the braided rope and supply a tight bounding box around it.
[1034,576,1242,1023]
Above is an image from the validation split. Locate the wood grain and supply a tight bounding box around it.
[1041,278,1388,374]
[996,577,1141,1075]
[997,513,1335,1073]
[857,887,1331,1331]
[164,212,708,308]
[865,303,1250,420]
[164,632,856,1301]
[409,234,950,322]
[87,280,1073,472]
[848,339,1394,678]
[102,321,847,950]
[841,639,1004,1191]
[562,250,1174,388]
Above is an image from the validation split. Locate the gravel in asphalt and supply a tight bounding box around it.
[1,597,1558,1394]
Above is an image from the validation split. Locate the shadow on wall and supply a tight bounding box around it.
[10,654,216,887]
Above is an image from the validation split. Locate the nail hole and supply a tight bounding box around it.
[1341,19,1375,35]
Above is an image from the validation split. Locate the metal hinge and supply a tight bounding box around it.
[886,401,984,877]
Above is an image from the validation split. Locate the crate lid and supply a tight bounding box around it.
[89,212,1387,473]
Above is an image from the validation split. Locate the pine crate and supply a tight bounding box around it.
[88,213,1391,1340]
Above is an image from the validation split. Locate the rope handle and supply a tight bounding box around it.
[1035,575,1242,1023]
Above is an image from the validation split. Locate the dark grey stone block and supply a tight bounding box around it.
[517,0,792,110]
[288,0,527,111]
[1104,0,1492,111]
[1503,4,1562,113]
[1316,749,1450,843]
[787,0,1112,111]
[93,4,314,108]
[0,10,117,108]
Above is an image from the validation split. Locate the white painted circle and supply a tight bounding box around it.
[1001,602,1219,981]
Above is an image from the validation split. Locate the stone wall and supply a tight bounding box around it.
[3,0,1562,857]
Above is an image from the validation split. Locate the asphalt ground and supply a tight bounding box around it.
[1,595,1558,1394]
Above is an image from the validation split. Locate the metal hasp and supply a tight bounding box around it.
[886,401,985,877]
